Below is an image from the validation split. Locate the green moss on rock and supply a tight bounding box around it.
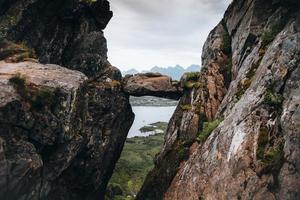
[220,21,232,55]
[0,41,36,62]
[257,127,269,160]
[185,72,200,81]
[264,89,284,109]
[197,118,223,142]
[9,73,27,88]
[180,104,192,111]
[9,74,62,111]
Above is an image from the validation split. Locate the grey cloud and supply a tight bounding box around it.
[106,0,231,70]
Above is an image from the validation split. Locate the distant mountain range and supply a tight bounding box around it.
[122,64,200,80]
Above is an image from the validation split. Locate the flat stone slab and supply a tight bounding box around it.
[122,73,182,100]
[0,61,87,107]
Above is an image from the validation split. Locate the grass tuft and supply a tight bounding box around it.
[185,72,200,81]
[197,118,223,142]
[180,104,192,111]
[9,73,27,88]
[263,89,284,109]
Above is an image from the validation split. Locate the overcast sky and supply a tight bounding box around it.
[105,0,232,71]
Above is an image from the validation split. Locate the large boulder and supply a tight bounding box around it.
[0,0,134,199]
[0,60,87,200]
[123,73,182,100]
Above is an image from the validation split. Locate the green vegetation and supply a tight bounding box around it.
[197,118,223,142]
[0,41,36,62]
[221,30,232,55]
[180,104,192,111]
[9,74,61,111]
[185,72,200,81]
[80,0,97,4]
[256,126,284,174]
[183,72,200,89]
[139,122,168,133]
[9,73,27,88]
[107,122,168,200]
[265,146,283,164]
[139,126,155,133]
[256,127,269,160]
[183,73,202,89]
[263,89,284,109]
[184,81,196,89]
[221,58,232,88]
[261,19,287,48]
[150,122,168,130]
[221,20,232,55]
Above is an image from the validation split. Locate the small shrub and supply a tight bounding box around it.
[265,147,282,164]
[9,73,27,87]
[264,89,284,109]
[0,41,36,62]
[185,72,200,81]
[256,126,284,167]
[197,118,223,142]
[256,127,269,160]
[180,104,192,111]
[184,81,196,89]
[261,31,275,48]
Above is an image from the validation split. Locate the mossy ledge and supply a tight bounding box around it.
[9,73,62,111]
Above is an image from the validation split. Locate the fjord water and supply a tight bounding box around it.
[128,106,177,138]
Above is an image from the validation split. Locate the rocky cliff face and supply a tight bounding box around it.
[138,0,300,199]
[0,1,134,200]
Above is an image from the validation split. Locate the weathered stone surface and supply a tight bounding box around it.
[0,61,88,200]
[122,73,182,100]
[137,22,231,200]
[0,0,134,200]
[138,0,300,200]
[1,0,113,78]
